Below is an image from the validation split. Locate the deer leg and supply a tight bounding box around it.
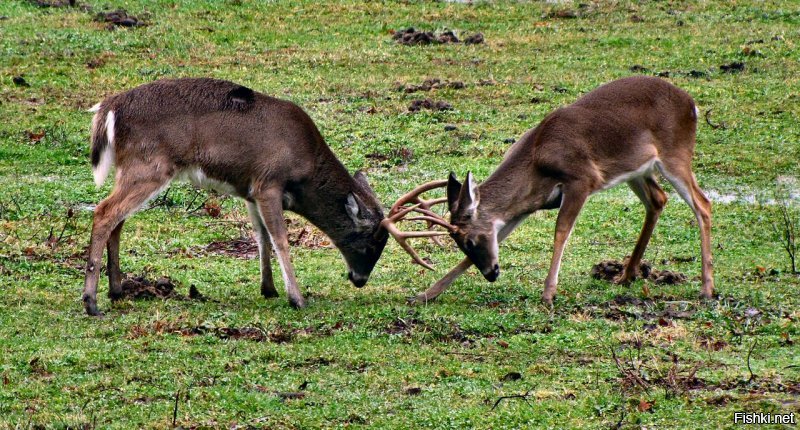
[409,214,528,304]
[658,163,714,298]
[254,190,306,309]
[409,257,473,304]
[542,190,588,305]
[83,177,169,316]
[107,219,126,300]
[616,176,667,284]
[246,201,278,299]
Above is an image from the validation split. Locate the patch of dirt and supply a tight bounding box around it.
[365,147,413,167]
[391,27,485,45]
[203,221,331,258]
[285,219,332,249]
[591,259,687,285]
[28,0,78,8]
[118,276,179,300]
[408,99,453,112]
[720,61,745,73]
[94,9,147,29]
[395,78,465,93]
[385,317,423,336]
[205,238,259,259]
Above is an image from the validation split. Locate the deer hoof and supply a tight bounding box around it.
[612,273,635,285]
[288,297,306,309]
[407,294,434,306]
[261,287,279,299]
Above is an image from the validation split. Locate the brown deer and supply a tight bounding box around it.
[386,76,714,305]
[83,78,388,316]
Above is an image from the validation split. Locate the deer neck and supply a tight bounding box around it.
[478,157,561,224]
[288,156,358,246]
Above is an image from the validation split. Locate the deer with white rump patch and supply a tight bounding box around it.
[385,76,714,304]
[83,78,388,316]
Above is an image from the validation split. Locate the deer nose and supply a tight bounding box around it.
[348,271,368,288]
[483,264,500,282]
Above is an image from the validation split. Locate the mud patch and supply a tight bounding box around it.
[392,28,485,45]
[395,78,465,93]
[118,276,179,300]
[94,9,147,29]
[205,238,259,259]
[591,259,687,285]
[408,99,453,112]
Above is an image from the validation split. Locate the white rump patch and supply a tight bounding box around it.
[92,110,116,187]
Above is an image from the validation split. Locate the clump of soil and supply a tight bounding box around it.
[392,27,485,46]
[720,61,745,73]
[591,259,687,285]
[118,276,179,300]
[95,9,147,28]
[408,99,453,112]
[395,78,465,93]
[28,0,76,8]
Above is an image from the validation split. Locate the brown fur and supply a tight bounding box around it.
[83,78,388,315]
[412,76,714,304]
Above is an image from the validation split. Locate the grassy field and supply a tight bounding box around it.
[1,0,799,428]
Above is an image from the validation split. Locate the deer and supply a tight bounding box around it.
[82,78,388,316]
[384,76,714,305]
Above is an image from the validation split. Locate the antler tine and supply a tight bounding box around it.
[389,180,449,216]
[383,180,456,269]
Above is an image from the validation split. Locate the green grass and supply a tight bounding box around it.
[1,0,799,428]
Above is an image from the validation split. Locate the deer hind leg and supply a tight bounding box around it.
[107,219,126,300]
[617,175,668,284]
[246,201,278,299]
[542,188,589,305]
[254,189,306,309]
[657,161,714,299]
[83,172,171,316]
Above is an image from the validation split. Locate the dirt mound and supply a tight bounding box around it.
[94,9,147,28]
[395,78,465,93]
[591,259,687,285]
[118,276,179,300]
[408,99,453,112]
[392,28,485,46]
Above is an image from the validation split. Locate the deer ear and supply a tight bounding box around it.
[346,192,372,231]
[353,170,370,189]
[447,172,462,212]
[458,172,479,217]
[346,193,361,221]
[354,170,380,200]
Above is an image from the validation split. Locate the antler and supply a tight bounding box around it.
[381,180,456,270]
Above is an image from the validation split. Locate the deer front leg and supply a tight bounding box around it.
[255,190,306,309]
[107,220,125,300]
[409,257,473,304]
[246,202,278,299]
[542,190,588,305]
